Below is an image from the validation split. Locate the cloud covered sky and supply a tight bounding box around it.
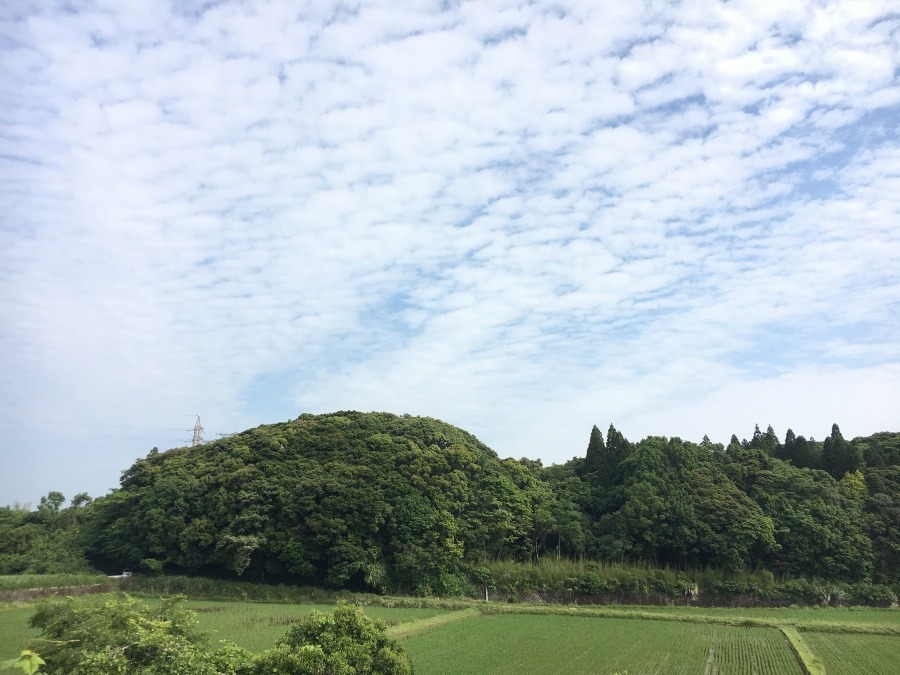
[2,0,898,506]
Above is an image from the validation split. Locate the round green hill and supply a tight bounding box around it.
[85,412,541,594]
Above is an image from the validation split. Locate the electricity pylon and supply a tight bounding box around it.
[191,416,204,446]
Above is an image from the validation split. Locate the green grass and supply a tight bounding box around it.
[804,632,900,675]
[387,610,480,639]
[779,627,826,675]
[402,613,802,674]
[477,603,900,638]
[0,574,109,592]
[1,595,456,657]
[0,605,39,661]
[178,600,453,652]
[618,603,900,625]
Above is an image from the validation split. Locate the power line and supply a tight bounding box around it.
[90,435,189,441]
[0,420,190,432]
[69,423,190,431]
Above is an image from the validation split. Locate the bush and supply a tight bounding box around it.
[647,570,692,596]
[777,578,827,605]
[138,558,164,575]
[25,596,412,674]
[845,582,897,606]
[574,572,609,595]
[704,579,751,596]
[273,601,411,674]
[28,595,254,674]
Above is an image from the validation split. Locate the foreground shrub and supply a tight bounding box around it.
[26,596,411,674]
[28,595,253,674]
[256,602,411,674]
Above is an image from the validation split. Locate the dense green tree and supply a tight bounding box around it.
[583,425,604,477]
[750,424,779,456]
[864,466,900,584]
[85,412,548,593]
[724,448,872,580]
[36,491,65,521]
[594,437,774,570]
[538,463,593,559]
[793,434,816,469]
[70,492,93,508]
[780,428,796,463]
[855,432,900,467]
[600,424,631,488]
[821,423,863,479]
[689,462,776,570]
[0,494,94,575]
[776,429,820,469]
[7,412,899,594]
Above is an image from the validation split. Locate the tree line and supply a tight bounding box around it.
[1,412,898,595]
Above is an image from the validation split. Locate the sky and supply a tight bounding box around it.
[1,0,898,508]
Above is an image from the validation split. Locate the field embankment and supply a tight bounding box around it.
[0,573,117,602]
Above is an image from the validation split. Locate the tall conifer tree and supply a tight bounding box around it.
[584,425,604,476]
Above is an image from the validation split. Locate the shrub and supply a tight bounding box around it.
[647,570,692,596]
[845,582,897,606]
[25,596,412,674]
[28,595,253,674]
[574,572,609,595]
[777,578,826,604]
[139,558,164,575]
[273,601,411,674]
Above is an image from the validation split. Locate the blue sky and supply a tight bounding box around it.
[1,0,898,507]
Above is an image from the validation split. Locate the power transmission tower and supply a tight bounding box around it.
[191,416,204,446]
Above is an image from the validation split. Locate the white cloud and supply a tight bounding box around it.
[0,0,898,505]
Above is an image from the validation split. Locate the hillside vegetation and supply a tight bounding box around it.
[3,412,899,599]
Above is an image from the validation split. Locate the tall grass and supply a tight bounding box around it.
[121,575,474,610]
[122,566,899,609]
[0,574,110,592]
[120,575,348,603]
[476,559,898,607]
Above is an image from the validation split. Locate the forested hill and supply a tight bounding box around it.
[59,413,900,594]
[84,412,535,594]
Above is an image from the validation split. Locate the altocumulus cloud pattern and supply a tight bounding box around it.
[0,0,898,506]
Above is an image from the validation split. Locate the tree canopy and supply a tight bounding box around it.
[4,412,899,593]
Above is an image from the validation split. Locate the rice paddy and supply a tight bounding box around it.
[2,592,899,673]
[803,632,900,675]
[402,613,801,674]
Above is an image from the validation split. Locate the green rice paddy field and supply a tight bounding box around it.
[2,596,899,674]
[404,613,798,674]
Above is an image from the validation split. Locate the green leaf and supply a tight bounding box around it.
[1,650,45,675]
